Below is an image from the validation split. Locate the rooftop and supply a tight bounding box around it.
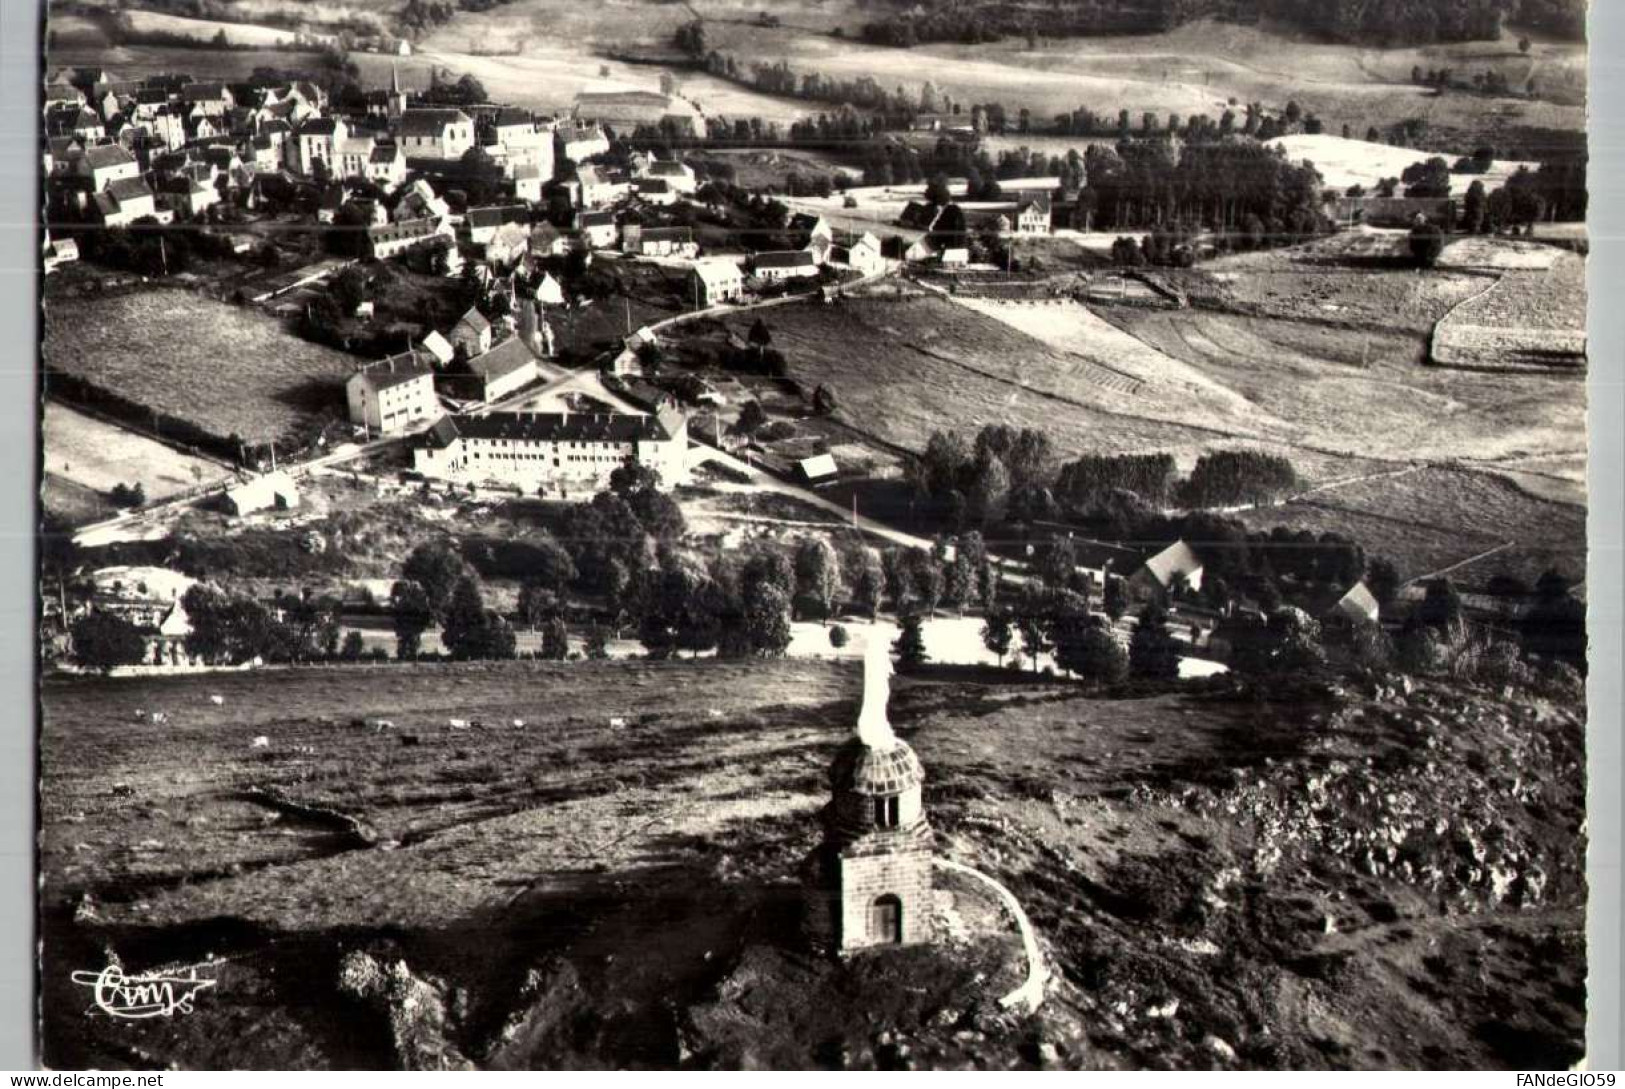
[424,408,678,448]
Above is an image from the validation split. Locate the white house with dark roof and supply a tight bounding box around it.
[94,177,165,227]
[622,224,697,259]
[79,143,140,190]
[366,217,455,260]
[346,350,442,435]
[437,336,541,403]
[368,142,407,189]
[690,258,745,307]
[554,120,609,164]
[398,108,475,161]
[1129,539,1204,599]
[488,108,553,179]
[576,209,619,249]
[415,405,688,492]
[1014,191,1053,234]
[514,162,545,203]
[467,203,529,245]
[182,82,234,117]
[751,249,820,281]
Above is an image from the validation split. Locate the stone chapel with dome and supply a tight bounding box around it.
[803,635,935,954]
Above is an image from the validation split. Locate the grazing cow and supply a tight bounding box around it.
[512,718,525,728]
[250,736,270,749]
[209,694,225,706]
[448,718,469,729]
[133,710,147,721]
[150,712,168,725]
[609,716,627,728]
[372,719,395,733]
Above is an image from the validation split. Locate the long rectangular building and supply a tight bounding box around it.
[414,406,688,494]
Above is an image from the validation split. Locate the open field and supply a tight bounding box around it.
[40,657,1585,1068]
[121,9,336,47]
[698,17,1583,149]
[42,287,357,448]
[1267,134,1540,194]
[1235,465,1585,585]
[1432,250,1587,369]
[44,401,232,506]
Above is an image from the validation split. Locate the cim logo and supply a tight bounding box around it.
[70,965,217,1019]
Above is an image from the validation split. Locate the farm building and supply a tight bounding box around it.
[832,233,885,277]
[346,350,442,435]
[414,405,689,494]
[85,566,196,629]
[690,259,745,307]
[752,250,820,281]
[635,177,677,206]
[640,157,697,194]
[223,470,301,516]
[939,248,970,269]
[420,330,456,366]
[577,165,629,208]
[798,453,839,485]
[93,178,166,228]
[78,143,139,189]
[1326,581,1381,627]
[1129,539,1205,599]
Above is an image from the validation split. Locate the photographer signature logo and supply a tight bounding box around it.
[70,964,217,1019]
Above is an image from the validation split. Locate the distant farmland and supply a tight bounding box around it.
[43,287,356,451]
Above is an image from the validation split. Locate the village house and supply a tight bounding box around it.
[939,247,970,268]
[831,231,886,277]
[519,269,566,306]
[640,157,698,195]
[1323,580,1381,629]
[576,209,619,250]
[634,177,677,206]
[1129,539,1205,600]
[79,143,139,190]
[622,224,698,259]
[910,111,975,133]
[157,174,219,219]
[393,179,452,224]
[899,201,947,232]
[487,108,554,179]
[903,238,936,263]
[420,330,456,367]
[48,106,105,142]
[449,306,494,358]
[365,216,455,260]
[43,234,79,273]
[486,221,532,268]
[345,350,442,435]
[751,249,820,281]
[576,164,629,208]
[368,142,407,189]
[144,108,187,152]
[437,336,541,403]
[223,470,301,517]
[93,176,166,227]
[529,221,569,257]
[398,108,476,161]
[554,120,609,164]
[1014,191,1052,234]
[414,405,689,494]
[789,212,834,249]
[514,163,545,204]
[690,258,745,307]
[467,203,530,245]
[80,566,198,669]
[44,81,86,111]
[182,82,234,117]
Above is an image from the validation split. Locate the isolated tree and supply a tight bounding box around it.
[1519,36,1532,53]
[1037,536,1077,592]
[894,613,929,672]
[539,616,570,660]
[924,173,952,206]
[794,537,843,623]
[1128,602,1181,680]
[812,384,839,416]
[1409,222,1446,268]
[390,579,433,660]
[981,608,1014,668]
[1102,578,1128,621]
[70,612,147,674]
[743,581,793,658]
[845,545,885,620]
[583,623,611,660]
[1416,577,1465,634]
[339,630,366,661]
[1058,614,1127,684]
[734,400,769,436]
[829,624,850,650]
[402,541,475,620]
[748,318,773,355]
[516,581,560,630]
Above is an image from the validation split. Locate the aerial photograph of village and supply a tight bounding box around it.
[35,0,1591,1070]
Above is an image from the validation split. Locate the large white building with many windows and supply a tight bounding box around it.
[414,406,688,494]
[345,350,442,435]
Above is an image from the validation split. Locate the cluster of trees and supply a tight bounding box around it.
[1412,65,1519,95]
[71,222,240,279]
[695,50,919,120]
[907,424,1059,528]
[1178,450,1298,508]
[1056,454,1178,510]
[1056,100,1318,144]
[976,586,1183,683]
[1080,138,1326,242]
[1401,156,1453,198]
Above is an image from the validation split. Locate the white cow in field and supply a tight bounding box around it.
[133,710,146,721]
[448,718,469,730]
[209,694,225,706]
[609,716,627,728]
[150,712,168,725]
[372,719,395,733]
[512,718,525,728]
[251,736,270,749]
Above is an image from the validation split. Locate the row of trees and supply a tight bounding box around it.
[965,586,1182,683]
